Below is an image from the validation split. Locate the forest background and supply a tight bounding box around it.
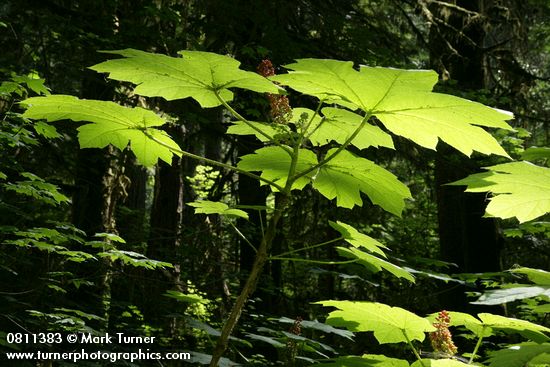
[1,0,549,366]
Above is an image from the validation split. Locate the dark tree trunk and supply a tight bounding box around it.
[237,136,269,283]
[143,125,185,330]
[428,0,504,311]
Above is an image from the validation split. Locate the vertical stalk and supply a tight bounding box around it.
[208,193,289,367]
[404,332,426,367]
[469,335,483,364]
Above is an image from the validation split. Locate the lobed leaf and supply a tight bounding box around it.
[21,95,181,166]
[187,200,249,219]
[291,107,394,150]
[410,359,469,367]
[430,311,550,342]
[510,267,550,285]
[238,146,410,215]
[471,286,550,305]
[276,317,355,340]
[237,146,316,190]
[313,149,411,215]
[273,59,513,157]
[336,247,415,282]
[451,161,550,223]
[329,220,388,257]
[312,354,409,366]
[486,342,550,367]
[316,301,435,344]
[90,49,281,107]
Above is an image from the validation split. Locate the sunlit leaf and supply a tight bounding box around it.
[451,161,550,223]
[237,146,316,190]
[272,59,512,157]
[336,247,414,282]
[471,286,550,305]
[410,359,469,367]
[316,301,434,344]
[21,95,181,166]
[510,267,550,285]
[312,354,409,366]
[521,147,550,163]
[329,220,388,257]
[292,107,393,150]
[277,317,355,340]
[313,149,411,215]
[487,343,550,367]
[164,290,208,304]
[187,200,249,219]
[90,49,280,107]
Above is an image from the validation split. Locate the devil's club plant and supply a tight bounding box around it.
[20,49,550,366]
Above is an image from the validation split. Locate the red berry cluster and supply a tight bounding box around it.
[429,310,458,356]
[289,316,303,336]
[257,59,292,124]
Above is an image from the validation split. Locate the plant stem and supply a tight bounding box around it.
[143,131,285,192]
[209,107,304,365]
[208,193,289,367]
[268,257,358,265]
[291,113,371,182]
[301,98,326,142]
[469,335,483,364]
[229,222,257,253]
[214,91,294,156]
[273,237,343,257]
[404,332,426,367]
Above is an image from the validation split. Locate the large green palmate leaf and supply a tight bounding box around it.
[486,343,550,367]
[313,149,411,215]
[451,161,550,223]
[511,267,550,285]
[290,107,394,150]
[316,301,435,344]
[90,49,281,108]
[430,311,550,342]
[187,201,249,220]
[410,360,470,367]
[329,220,388,257]
[471,286,550,305]
[313,354,409,367]
[237,146,410,215]
[337,246,415,282]
[21,95,180,166]
[237,146,317,190]
[272,59,513,157]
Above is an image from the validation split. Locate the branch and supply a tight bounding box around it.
[291,113,370,182]
[209,194,289,366]
[214,91,294,156]
[142,130,286,192]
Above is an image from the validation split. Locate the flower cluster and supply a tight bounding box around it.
[257,59,292,124]
[429,310,458,356]
[285,316,303,364]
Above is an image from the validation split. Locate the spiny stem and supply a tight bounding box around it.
[143,130,285,192]
[208,193,289,367]
[214,91,294,156]
[268,257,357,265]
[469,335,483,364]
[291,113,371,182]
[273,237,343,257]
[404,331,426,367]
[300,98,326,142]
[229,222,257,254]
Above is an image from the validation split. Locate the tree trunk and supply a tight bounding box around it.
[427,0,504,311]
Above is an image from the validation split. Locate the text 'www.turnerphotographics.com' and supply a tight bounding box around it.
[4,332,191,364]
